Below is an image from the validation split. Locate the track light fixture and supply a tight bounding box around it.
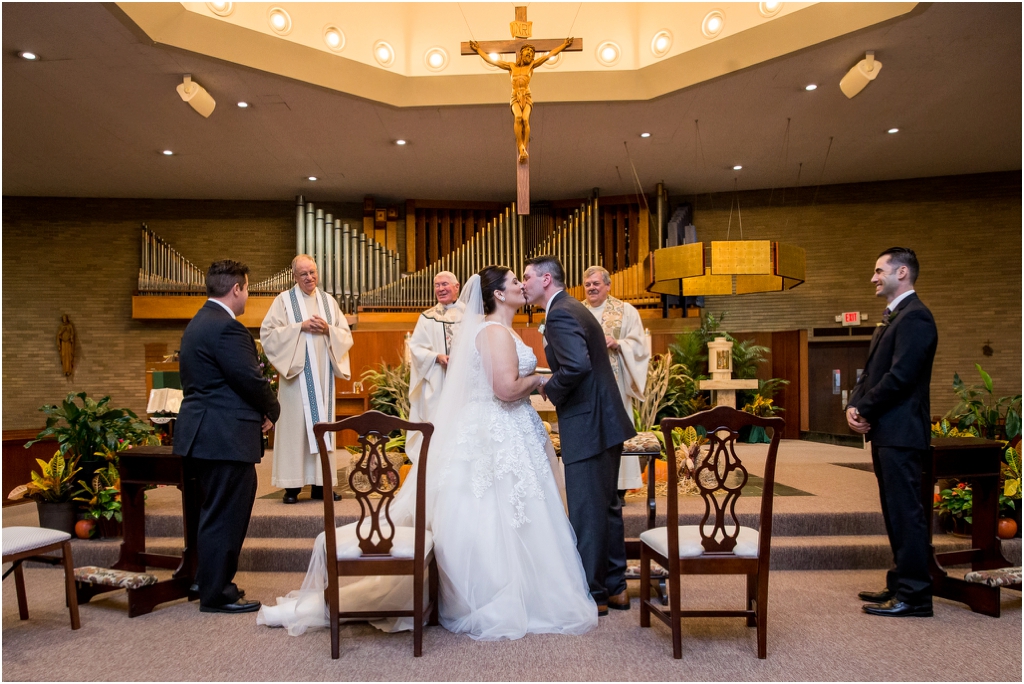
[176,75,216,118]
[840,51,882,99]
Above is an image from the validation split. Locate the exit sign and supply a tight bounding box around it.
[842,311,861,326]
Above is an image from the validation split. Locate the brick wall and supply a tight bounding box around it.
[3,172,1020,429]
[674,171,1022,415]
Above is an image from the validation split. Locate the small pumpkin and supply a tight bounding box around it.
[997,518,1017,539]
[75,518,96,539]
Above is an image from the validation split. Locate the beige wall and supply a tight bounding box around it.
[679,171,1022,414]
[3,172,1021,430]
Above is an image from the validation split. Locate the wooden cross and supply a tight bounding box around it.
[462,6,583,215]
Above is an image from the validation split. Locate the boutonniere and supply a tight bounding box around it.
[538,323,546,335]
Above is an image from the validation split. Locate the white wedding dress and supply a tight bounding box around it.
[258,276,597,641]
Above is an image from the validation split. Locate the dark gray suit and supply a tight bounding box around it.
[848,292,937,605]
[543,291,637,603]
[175,301,280,607]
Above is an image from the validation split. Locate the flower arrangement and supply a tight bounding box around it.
[935,481,973,524]
[742,395,781,418]
[254,340,279,395]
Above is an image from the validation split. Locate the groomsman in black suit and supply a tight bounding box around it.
[175,260,281,613]
[523,255,637,616]
[847,247,937,618]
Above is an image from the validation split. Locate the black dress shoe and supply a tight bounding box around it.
[188,584,244,599]
[310,485,341,501]
[858,587,895,603]
[282,488,301,504]
[862,598,932,617]
[200,598,262,614]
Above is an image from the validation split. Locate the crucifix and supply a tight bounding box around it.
[462,6,582,215]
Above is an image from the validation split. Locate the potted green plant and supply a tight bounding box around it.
[945,364,1021,440]
[361,360,411,419]
[934,481,973,537]
[74,462,123,539]
[999,445,1021,538]
[7,452,82,534]
[26,392,157,478]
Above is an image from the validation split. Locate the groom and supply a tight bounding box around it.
[523,256,637,616]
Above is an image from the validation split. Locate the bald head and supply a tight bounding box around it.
[292,254,318,295]
[433,271,460,305]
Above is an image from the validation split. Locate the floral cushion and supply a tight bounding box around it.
[963,567,1022,588]
[624,561,669,579]
[623,431,662,454]
[74,566,159,590]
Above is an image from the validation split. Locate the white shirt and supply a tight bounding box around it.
[208,298,237,319]
[886,289,915,312]
[544,289,564,313]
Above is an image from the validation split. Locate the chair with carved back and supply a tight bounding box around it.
[314,410,438,659]
[639,405,784,659]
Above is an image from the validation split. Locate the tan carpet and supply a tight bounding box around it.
[2,567,1020,681]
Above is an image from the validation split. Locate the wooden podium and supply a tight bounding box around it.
[926,437,1014,617]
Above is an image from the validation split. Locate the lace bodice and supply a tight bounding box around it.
[444,321,550,528]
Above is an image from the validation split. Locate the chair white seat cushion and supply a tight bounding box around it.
[640,525,759,558]
[334,523,433,560]
[2,526,72,557]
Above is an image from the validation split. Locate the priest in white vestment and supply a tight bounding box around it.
[582,266,650,492]
[260,255,354,504]
[406,271,464,463]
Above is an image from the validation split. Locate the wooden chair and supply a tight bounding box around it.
[2,527,81,629]
[314,411,438,659]
[639,406,784,659]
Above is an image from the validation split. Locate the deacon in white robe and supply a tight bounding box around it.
[582,266,650,491]
[260,255,353,503]
[406,271,464,464]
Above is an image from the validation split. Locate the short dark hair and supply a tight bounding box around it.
[524,255,565,288]
[479,265,512,315]
[206,260,249,297]
[878,247,919,284]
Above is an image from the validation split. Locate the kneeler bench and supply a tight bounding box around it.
[963,567,1022,591]
[75,566,160,606]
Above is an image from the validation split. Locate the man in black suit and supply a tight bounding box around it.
[847,247,937,618]
[175,260,281,614]
[523,256,637,616]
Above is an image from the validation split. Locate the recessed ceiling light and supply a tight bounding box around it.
[651,30,673,58]
[206,1,233,17]
[19,51,38,61]
[733,165,743,170]
[374,41,395,67]
[162,150,174,156]
[308,176,318,181]
[237,101,248,108]
[323,26,345,52]
[805,84,818,91]
[888,128,899,134]
[267,7,291,35]
[759,1,783,18]
[395,140,407,146]
[596,41,621,67]
[640,132,651,138]
[424,47,449,72]
[702,10,726,38]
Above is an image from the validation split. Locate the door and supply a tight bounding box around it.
[807,340,870,436]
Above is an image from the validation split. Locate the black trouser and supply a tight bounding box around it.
[193,458,258,608]
[564,444,627,603]
[871,444,933,605]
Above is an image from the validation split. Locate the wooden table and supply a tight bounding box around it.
[77,446,200,617]
[925,437,1013,617]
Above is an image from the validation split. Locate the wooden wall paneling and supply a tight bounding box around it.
[3,431,55,507]
[637,207,650,261]
[343,330,412,393]
[616,207,626,271]
[603,209,614,272]
[799,329,809,432]
[406,200,417,273]
[416,210,427,271]
[441,209,450,256]
[770,330,803,440]
[628,205,639,266]
[454,210,464,249]
[515,327,548,369]
[428,209,439,265]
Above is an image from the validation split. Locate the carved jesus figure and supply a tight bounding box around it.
[469,38,574,163]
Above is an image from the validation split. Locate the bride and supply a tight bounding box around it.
[258,267,597,640]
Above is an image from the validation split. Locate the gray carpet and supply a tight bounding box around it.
[2,567,1020,681]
